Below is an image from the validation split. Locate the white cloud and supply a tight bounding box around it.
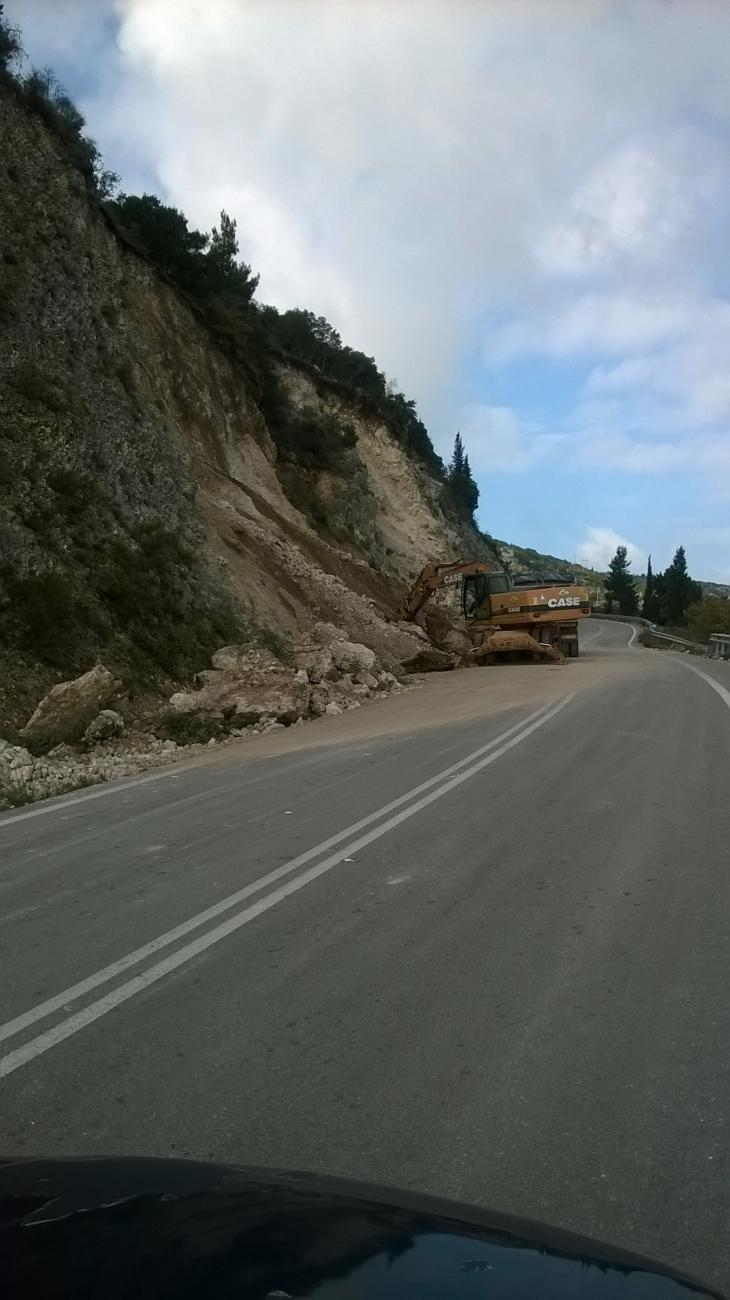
[489,292,694,362]
[576,528,641,570]
[535,142,689,276]
[18,0,728,403]
[458,403,552,471]
[15,0,730,565]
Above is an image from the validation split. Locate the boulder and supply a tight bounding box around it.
[83,709,125,746]
[330,640,377,675]
[311,621,347,648]
[20,664,121,753]
[397,620,431,643]
[0,743,34,775]
[293,645,336,684]
[377,671,399,690]
[400,647,460,673]
[354,670,379,689]
[325,701,343,716]
[169,670,310,727]
[309,687,328,718]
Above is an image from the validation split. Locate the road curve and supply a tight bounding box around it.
[0,619,728,1290]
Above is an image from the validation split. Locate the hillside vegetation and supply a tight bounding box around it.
[0,10,493,730]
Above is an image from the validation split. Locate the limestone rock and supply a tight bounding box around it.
[169,671,310,727]
[83,709,125,745]
[397,620,431,643]
[293,645,336,684]
[400,647,459,673]
[330,640,377,675]
[20,665,121,752]
[377,671,399,690]
[353,670,379,689]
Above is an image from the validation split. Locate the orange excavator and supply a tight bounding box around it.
[397,559,591,663]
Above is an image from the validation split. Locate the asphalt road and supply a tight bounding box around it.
[1,620,728,1290]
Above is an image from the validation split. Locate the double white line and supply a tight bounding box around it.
[0,694,573,1080]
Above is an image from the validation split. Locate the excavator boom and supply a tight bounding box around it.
[396,559,502,621]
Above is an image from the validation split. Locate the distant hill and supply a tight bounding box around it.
[494,539,729,603]
[494,539,604,600]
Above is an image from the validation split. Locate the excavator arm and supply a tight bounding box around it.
[397,559,503,621]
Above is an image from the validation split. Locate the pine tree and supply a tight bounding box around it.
[604,545,638,614]
[663,546,702,625]
[206,210,259,302]
[451,432,466,477]
[446,433,479,521]
[642,554,656,620]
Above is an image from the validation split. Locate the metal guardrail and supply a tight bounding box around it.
[594,613,704,651]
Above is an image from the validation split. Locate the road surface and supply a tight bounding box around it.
[1,620,728,1289]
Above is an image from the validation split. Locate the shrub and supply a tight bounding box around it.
[271,404,356,474]
[686,597,730,641]
[4,567,83,664]
[93,520,242,679]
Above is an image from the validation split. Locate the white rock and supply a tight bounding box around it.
[20,664,121,751]
[330,640,377,675]
[324,702,343,716]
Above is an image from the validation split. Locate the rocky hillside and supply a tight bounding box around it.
[0,81,489,733]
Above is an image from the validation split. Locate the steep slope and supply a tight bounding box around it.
[0,83,487,727]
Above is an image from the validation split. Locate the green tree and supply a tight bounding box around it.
[662,546,702,625]
[114,194,209,293]
[642,554,657,620]
[604,545,639,614]
[685,597,730,641]
[205,210,259,303]
[446,432,479,521]
[0,2,23,70]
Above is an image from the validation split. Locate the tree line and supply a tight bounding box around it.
[603,543,727,640]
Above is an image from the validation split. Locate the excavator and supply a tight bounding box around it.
[397,559,591,664]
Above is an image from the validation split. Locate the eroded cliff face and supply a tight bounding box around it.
[0,83,486,723]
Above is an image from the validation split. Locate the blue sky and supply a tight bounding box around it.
[16,1,730,579]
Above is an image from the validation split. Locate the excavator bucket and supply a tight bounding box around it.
[473,630,565,665]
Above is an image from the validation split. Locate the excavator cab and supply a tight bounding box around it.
[462,571,511,619]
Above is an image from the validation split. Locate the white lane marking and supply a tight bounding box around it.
[679,662,730,710]
[628,625,639,646]
[0,701,556,1047]
[0,695,573,1078]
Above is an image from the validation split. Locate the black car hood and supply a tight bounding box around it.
[0,1157,724,1299]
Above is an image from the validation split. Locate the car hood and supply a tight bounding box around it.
[0,1157,724,1299]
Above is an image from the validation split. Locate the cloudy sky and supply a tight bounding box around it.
[16,0,730,577]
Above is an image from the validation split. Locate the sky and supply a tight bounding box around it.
[14,0,730,578]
